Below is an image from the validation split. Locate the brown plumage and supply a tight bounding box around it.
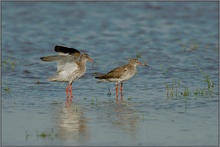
[96,59,148,97]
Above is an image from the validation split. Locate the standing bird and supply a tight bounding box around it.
[40,45,95,101]
[95,59,148,98]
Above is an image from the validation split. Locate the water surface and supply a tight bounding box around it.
[2,2,218,146]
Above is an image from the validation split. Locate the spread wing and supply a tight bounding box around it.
[54,45,81,57]
[40,45,81,73]
[40,55,78,73]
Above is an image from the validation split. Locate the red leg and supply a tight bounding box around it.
[68,84,73,101]
[120,83,123,96]
[66,85,69,97]
[66,84,71,100]
[66,85,72,107]
[116,85,118,98]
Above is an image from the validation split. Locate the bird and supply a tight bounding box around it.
[95,58,148,98]
[40,45,95,101]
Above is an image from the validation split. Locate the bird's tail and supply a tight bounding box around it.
[95,74,109,82]
[95,74,106,80]
[95,74,105,79]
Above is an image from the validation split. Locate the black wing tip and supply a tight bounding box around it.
[54,45,81,55]
[40,56,50,61]
[40,57,44,61]
[95,74,106,79]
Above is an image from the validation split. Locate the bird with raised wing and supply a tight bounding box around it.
[40,45,95,101]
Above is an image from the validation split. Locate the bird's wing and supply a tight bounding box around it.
[54,45,81,57]
[54,45,80,73]
[40,45,81,73]
[99,65,128,79]
[56,55,78,73]
[40,55,78,73]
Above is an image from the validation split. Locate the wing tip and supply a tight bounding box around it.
[54,45,81,57]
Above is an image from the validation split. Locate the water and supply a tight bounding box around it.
[2,1,218,146]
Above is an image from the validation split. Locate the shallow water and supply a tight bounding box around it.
[2,1,219,146]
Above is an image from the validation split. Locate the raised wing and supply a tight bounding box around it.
[56,55,78,73]
[54,45,81,57]
[40,45,82,72]
[40,55,78,73]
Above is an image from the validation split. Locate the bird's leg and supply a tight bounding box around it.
[65,84,72,101]
[67,84,73,101]
[66,84,69,98]
[69,84,73,101]
[120,83,123,96]
[116,84,119,98]
[65,84,73,107]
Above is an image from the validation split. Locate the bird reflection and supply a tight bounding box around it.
[56,102,89,143]
[106,98,139,138]
[116,95,123,104]
[114,100,139,132]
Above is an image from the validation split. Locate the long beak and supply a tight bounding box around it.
[139,61,149,67]
[143,63,149,67]
[89,58,98,65]
[141,62,150,67]
[140,61,149,67]
[93,60,98,65]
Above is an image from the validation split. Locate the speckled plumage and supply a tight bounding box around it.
[40,45,94,99]
[96,59,146,97]
[96,59,142,84]
[47,54,90,85]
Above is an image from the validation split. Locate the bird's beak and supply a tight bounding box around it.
[89,58,98,65]
[139,62,149,67]
[143,63,149,67]
[93,60,98,65]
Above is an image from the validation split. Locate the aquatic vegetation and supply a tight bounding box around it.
[181,88,190,97]
[91,97,99,106]
[25,131,33,141]
[165,83,174,96]
[136,49,142,59]
[74,106,78,112]
[194,88,205,96]
[173,78,181,95]
[165,78,180,96]
[2,58,16,70]
[91,97,95,105]
[198,67,214,89]
[188,41,199,51]
[3,86,10,94]
[34,79,40,84]
[107,86,111,95]
[165,67,215,98]
[127,97,132,100]
[26,129,58,141]
[181,41,199,51]
[36,129,58,139]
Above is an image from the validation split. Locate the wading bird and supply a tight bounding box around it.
[40,45,95,101]
[95,58,148,98]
